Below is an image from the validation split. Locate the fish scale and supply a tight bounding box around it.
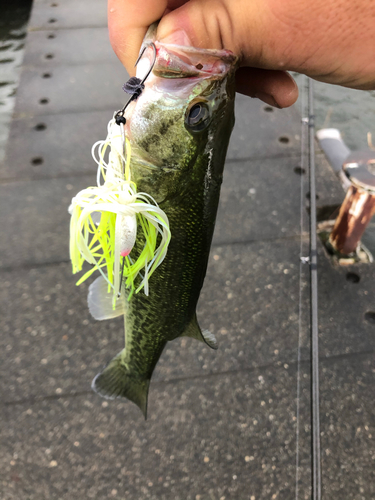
[90,32,238,418]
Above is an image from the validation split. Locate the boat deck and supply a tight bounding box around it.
[0,0,374,498]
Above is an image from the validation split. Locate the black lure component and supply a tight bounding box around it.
[115,42,157,127]
[122,77,145,98]
[115,114,126,125]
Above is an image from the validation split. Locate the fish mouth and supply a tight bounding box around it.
[152,42,238,79]
[130,152,178,173]
[131,154,158,171]
[138,24,238,81]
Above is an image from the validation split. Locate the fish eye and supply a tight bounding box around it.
[185,102,210,132]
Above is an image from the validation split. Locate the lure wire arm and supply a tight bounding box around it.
[115,42,157,126]
[115,42,157,293]
[119,256,125,297]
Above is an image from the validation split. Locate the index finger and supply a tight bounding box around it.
[108,0,187,74]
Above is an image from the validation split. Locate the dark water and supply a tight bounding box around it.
[0,0,32,162]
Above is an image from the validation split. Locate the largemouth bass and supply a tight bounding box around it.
[88,30,238,418]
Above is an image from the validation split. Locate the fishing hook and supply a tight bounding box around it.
[135,41,157,82]
[115,42,157,126]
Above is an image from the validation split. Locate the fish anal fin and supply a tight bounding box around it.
[182,314,218,350]
[92,350,150,419]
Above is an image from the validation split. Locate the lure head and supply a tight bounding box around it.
[124,41,238,202]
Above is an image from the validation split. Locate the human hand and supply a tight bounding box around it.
[108,0,375,108]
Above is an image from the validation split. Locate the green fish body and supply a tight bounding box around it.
[91,34,238,417]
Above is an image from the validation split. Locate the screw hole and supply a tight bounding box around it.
[49,18,57,23]
[34,123,46,131]
[346,272,360,283]
[47,33,55,39]
[294,166,306,175]
[31,157,44,166]
[195,63,203,70]
[51,2,58,6]
[264,106,274,113]
[45,53,54,60]
[42,73,51,78]
[278,136,290,144]
[306,191,319,200]
[39,98,49,104]
[364,311,375,324]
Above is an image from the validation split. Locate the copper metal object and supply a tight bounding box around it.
[329,152,375,254]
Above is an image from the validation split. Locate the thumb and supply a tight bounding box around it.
[157,0,298,108]
[157,0,253,56]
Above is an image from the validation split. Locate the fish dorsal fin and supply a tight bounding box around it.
[88,276,126,321]
[183,314,218,350]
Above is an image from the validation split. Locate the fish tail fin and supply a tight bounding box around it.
[92,350,150,419]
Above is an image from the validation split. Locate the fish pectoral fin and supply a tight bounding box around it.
[88,276,125,321]
[92,350,149,419]
[182,314,218,350]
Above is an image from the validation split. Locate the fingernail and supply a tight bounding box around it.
[159,29,192,46]
[254,92,281,109]
[285,73,299,100]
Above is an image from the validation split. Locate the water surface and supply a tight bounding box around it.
[0,0,32,164]
[294,73,375,152]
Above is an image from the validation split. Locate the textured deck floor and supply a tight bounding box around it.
[0,1,374,499]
